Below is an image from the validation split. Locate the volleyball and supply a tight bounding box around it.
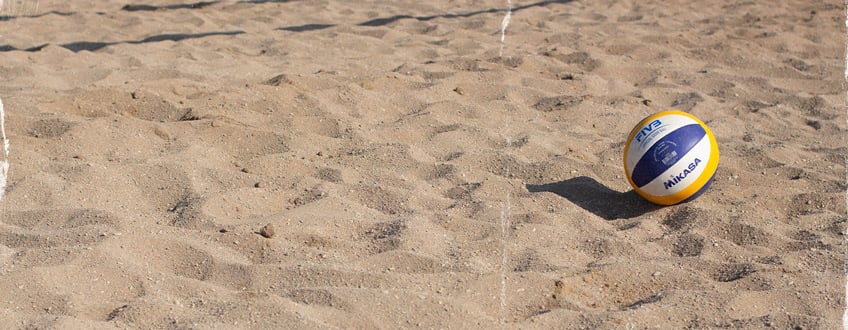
[623,110,719,205]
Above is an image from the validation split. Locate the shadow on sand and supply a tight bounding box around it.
[2,0,575,52]
[0,31,246,53]
[527,176,659,220]
[357,0,575,27]
[277,0,575,32]
[121,1,218,11]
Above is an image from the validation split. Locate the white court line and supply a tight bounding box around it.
[843,2,848,329]
[499,197,510,325]
[499,0,512,58]
[498,2,514,325]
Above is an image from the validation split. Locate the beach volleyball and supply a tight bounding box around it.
[623,110,719,205]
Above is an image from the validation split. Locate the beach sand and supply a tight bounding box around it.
[0,0,846,328]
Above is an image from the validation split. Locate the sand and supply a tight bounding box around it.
[0,0,846,328]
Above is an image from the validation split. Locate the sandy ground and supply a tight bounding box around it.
[0,0,846,328]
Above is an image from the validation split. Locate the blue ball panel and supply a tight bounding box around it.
[630,124,707,187]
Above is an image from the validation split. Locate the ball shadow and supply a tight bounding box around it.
[526,176,659,220]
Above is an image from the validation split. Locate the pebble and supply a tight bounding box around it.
[153,127,171,140]
[259,223,276,238]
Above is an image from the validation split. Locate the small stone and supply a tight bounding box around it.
[259,224,276,238]
[453,87,465,95]
[642,99,652,106]
[153,127,171,140]
[254,182,265,188]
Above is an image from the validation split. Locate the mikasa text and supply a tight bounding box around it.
[663,158,702,190]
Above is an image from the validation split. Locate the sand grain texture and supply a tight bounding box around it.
[0,0,845,328]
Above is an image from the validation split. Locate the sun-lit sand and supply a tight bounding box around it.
[0,0,845,328]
